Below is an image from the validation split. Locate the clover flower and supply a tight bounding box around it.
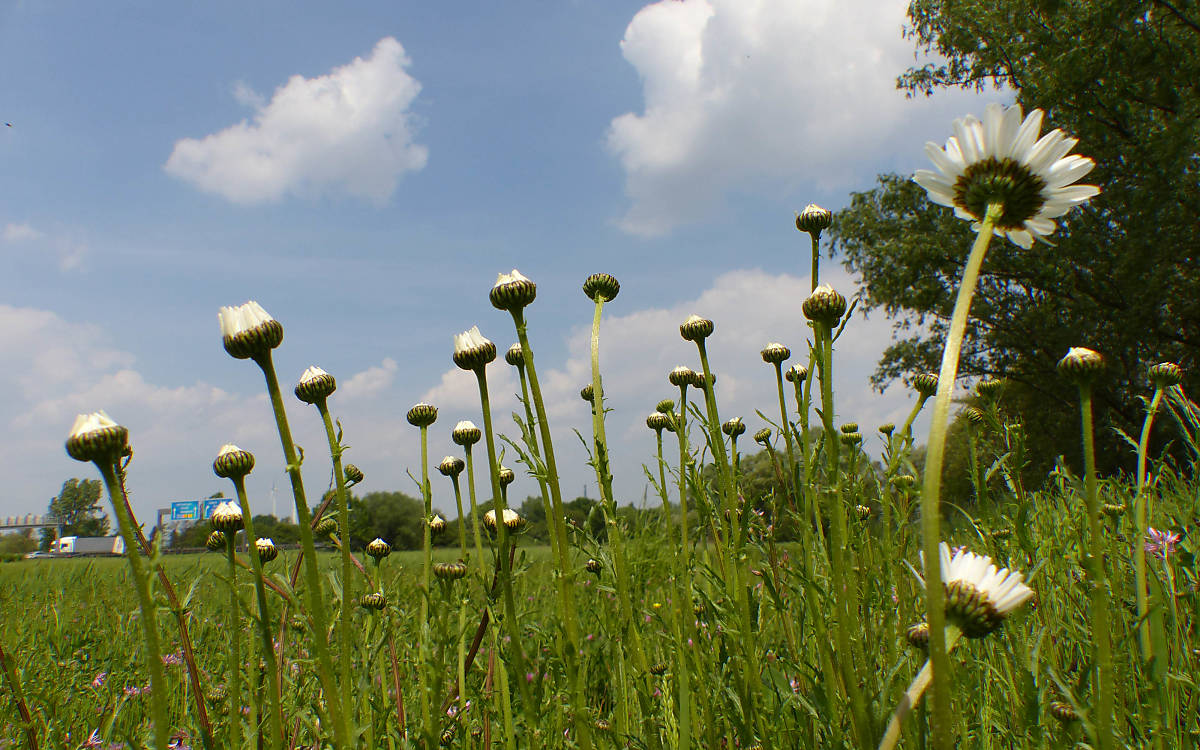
[925,542,1033,638]
[914,103,1099,248]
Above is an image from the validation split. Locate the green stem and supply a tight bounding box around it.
[418,423,434,742]
[315,401,355,732]
[773,362,799,506]
[97,461,169,749]
[1134,387,1165,661]
[516,364,562,565]
[230,476,283,750]
[810,232,821,291]
[464,445,488,587]
[1079,384,1115,750]
[674,385,693,571]
[509,310,591,749]
[878,627,963,750]
[251,352,347,749]
[919,202,1001,750]
[815,321,871,748]
[224,535,244,750]
[474,366,536,725]
[450,474,468,560]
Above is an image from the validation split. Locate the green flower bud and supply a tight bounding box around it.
[255,538,278,563]
[489,269,537,312]
[452,326,498,371]
[366,538,391,560]
[912,372,939,398]
[1148,361,1184,388]
[721,417,745,437]
[669,366,696,387]
[840,422,859,434]
[497,467,515,487]
[655,398,675,414]
[218,301,283,360]
[753,427,772,445]
[360,592,388,611]
[785,364,808,383]
[801,285,846,326]
[344,464,364,484]
[504,343,524,367]
[452,420,481,447]
[294,365,336,404]
[905,622,929,649]
[646,412,672,432]
[315,517,338,537]
[585,558,602,575]
[760,342,791,364]
[66,411,129,463]
[213,444,255,479]
[438,455,465,478]
[211,501,244,533]
[795,203,832,235]
[878,423,895,436]
[406,402,438,428]
[433,561,468,581]
[582,272,621,302]
[975,378,1006,399]
[206,530,227,552]
[429,515,447,535]
[679,314,714,342]
[1057,347,1104,383]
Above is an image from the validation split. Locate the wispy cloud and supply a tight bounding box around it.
[165,37,428,205]
[2,221,88,271]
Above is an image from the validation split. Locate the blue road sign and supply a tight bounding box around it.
[170,500,200,521]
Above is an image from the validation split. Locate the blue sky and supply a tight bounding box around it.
[0,0,995,528]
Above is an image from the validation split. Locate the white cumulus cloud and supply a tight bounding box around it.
[3,222,43,242]
[165,37,428,204]
[607,0,988,235]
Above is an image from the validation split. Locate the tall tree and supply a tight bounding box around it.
[47,478,111,537]
[834,0,1200,473]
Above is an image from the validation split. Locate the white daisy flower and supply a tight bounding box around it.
[925,542,1034,638]
[914,102,1100,249]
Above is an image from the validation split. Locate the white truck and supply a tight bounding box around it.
[53,536,125,556]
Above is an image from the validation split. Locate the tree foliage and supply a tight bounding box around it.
[833,0,1200,473]
[47,478,111,537]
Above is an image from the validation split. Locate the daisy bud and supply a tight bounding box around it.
[854,504,872,520]
[932,542,1033,638]
[1057,347,1105,384]
[582,273,620,302]
[646,412,672,432]
[687,370,713,389]
[218,301,283,360]
[433,561,468,581]
[841,432,863,447]
[585,558,602,575]
[438,456,465,477]
[795,203,832,235]
[1101,502,1126,518]
[649,662,668,676]
[213,444,255,479]
[255,538,278,563]
[360,592,387,611]
[497,467,515,487]
[453,326,497,371]
[975,378,1006,399]
[655,399,674,414]
[294,366,336,404]
[801,285,846,326]
[66,411,129,463]
[206,530,227,552]
[489,269,537,312]
[504,343,524,367]
[366,538,391,560]
[1048,701,1078,723]
[211,501,244,533]
[963,407,986,425]
[669,366,697,387]
[580,384,594,403]
[452,420,482,447]
[905,622,930,649]
[407,402,438,428]
[484,508,523,532]
[878,423,895,436]
[679,314,714,342]
[1148,362,1184,388]
[912,373,939,398]
[721,417,745,438]
[314,517,338,537]
[344,464,364,484]
[440,729,456,747]
[991,528,1013,540]
[760,342,790,364]
[840,423,859,434]
[753,427,772,446]
[595,719,611,732]
[429,515,447,535]
[891,474,917,490]
[785,365,808,384]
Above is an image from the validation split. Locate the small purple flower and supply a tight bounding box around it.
[1145,528,1181,560]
